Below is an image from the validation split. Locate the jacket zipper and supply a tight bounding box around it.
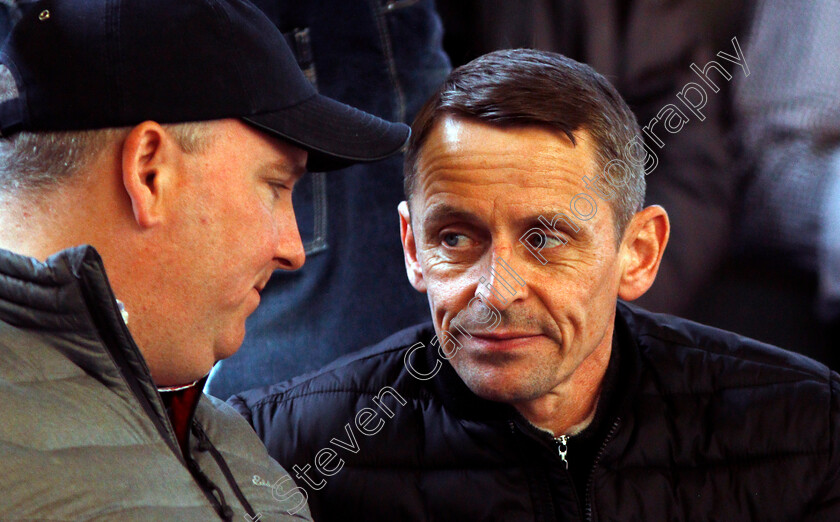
[554,435,569,469]
[584,417,622,522]
[510,420,582,518]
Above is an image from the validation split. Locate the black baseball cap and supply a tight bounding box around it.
[0,0,410,172]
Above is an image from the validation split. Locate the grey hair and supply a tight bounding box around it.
[0,65,214,193]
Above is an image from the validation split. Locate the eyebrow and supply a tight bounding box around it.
[516,211,590,239]
[421,202,484,230]
[259,159,306,181]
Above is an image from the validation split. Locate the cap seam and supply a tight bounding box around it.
[206,0,253,113]
[244,92,320,117]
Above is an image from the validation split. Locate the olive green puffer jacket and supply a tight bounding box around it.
[0,246,312,521]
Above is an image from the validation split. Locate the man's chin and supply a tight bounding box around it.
[214,329,246,363]
[451,361,549,404]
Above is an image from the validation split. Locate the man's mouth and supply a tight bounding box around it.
[470,331,541,340]
[254,277,271,294]
[465,331,544,351]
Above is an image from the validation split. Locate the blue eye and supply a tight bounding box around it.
[442,233,464,247]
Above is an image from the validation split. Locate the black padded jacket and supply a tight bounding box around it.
[229,302,840,521]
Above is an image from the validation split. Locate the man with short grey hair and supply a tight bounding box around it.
[0,0,409,519]
[231,49,840,521]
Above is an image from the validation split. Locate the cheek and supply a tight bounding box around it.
[535,248,619,316]
[201,204,268,280]
[424,272,477,324]
[222,189,272,239]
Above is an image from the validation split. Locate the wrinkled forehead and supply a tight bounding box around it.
[412,116,602,223]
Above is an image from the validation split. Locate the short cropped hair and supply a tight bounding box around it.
[404,49,647,238]
[0,65,213,193]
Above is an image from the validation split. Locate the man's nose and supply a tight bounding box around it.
[274,214,306,271]
[474,251,528,311]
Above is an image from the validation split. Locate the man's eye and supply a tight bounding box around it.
[268,182,289,198]
[442,232,467,248]
[527,230,566,249]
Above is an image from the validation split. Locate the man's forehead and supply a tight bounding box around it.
[213,119,308,178]
[422,115,594,157]
[415,116,597,200]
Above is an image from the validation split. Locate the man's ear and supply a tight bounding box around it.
[121,121,182,228]
[617,205,670,301]
[398,200,427,293]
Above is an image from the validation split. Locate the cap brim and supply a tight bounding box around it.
[242,93,410,172]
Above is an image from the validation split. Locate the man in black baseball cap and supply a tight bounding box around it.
[0,0,408,519]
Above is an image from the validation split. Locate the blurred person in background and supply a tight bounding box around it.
[688,0,840,365]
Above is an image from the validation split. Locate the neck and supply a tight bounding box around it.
[0,188,88,261]
[513,328,613,436]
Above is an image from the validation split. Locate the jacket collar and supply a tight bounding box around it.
[0,245,109,332]
[0,245,182,454]
[0,245,143,374]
